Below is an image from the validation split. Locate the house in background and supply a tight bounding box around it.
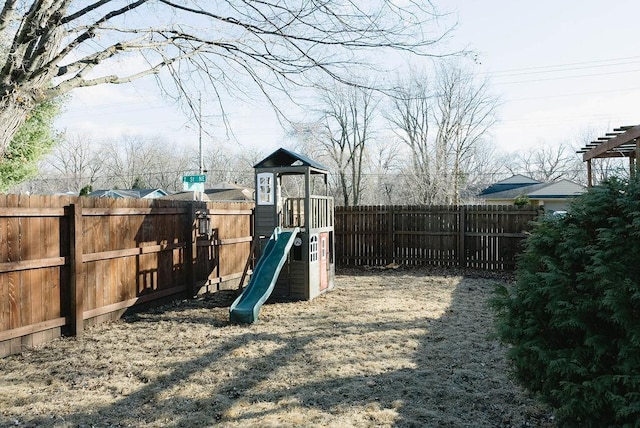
[88,183,254,201]
[88,188,169,199]
[478,174,585,213]
[157,183,254,202]
[159,190,211,201]
[205,182,254,202]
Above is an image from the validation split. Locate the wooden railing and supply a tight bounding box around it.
[282,196,334,229]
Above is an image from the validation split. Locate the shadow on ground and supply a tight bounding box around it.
[1,269,554,427]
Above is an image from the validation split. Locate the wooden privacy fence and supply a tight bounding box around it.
[0,195,253,357]
[334,205,539,270]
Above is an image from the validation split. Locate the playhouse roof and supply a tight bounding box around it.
[254,148,328,172]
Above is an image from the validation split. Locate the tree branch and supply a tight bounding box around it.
[0,0,460,159]
[51,44,203,95]
[0,0,18,35]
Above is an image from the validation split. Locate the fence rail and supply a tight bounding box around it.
[335,205,539,270]
[0,195,253,357]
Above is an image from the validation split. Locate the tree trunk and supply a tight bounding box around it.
[339,170,350,206]
[0,95,31,154]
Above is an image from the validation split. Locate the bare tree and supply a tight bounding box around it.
[434,64,498,203]
[234,147,267,187]
[387,75,435,204]
[508,141,583,183]
[146,146,192,191]
[366,139,404,204]
[287,120,340,199]
[18,133,247,193]
[288,121,329,163]
[387,64,498,204]
[289,91,379,207]
[324,85,378,206]
[201,145,237,185]
[101,135,192,190]
[0,1,455,158]
[43,132,106,192]
[460,140,511,201]
[103,136,153,189]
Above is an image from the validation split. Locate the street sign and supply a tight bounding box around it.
[182,175,206,183]
[183,175,206,192]
[183,182,205,192]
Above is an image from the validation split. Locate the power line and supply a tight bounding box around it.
[505,86,640,102]
[483,55,640,77]
[493,68,640,86]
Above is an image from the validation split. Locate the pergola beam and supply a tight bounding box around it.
[582,125,640,162]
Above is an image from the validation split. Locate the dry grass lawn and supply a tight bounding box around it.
[0,269,554,427]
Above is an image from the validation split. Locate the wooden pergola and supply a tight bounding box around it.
[577,124,640,187]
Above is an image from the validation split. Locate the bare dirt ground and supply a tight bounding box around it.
[0,268,555,427]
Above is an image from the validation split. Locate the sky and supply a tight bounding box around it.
[55,0,640,156]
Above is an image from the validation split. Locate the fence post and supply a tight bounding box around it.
[68,201,84,337]
[458,205,466,268]
[185,203,198,297]
[386,206,394,265]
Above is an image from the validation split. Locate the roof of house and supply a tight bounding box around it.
[205,187,254,201]
[254,147,328,172]
[479,179,585,200]
[89,189,168,199]
[526,180,585,198]
[159,191,211,201]
[202,182,254,201]
[208,182,248,190]
[479,174,542,196]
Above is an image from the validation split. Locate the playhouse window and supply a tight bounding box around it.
[310,235,318,262]
[257,173,274,205]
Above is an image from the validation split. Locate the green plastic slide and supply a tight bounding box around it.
[229,227,300,324]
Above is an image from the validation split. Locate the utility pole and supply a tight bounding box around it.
[198,94,204,175]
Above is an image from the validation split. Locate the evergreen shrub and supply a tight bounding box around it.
[492,177,640,427]
[513,194,531,207]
